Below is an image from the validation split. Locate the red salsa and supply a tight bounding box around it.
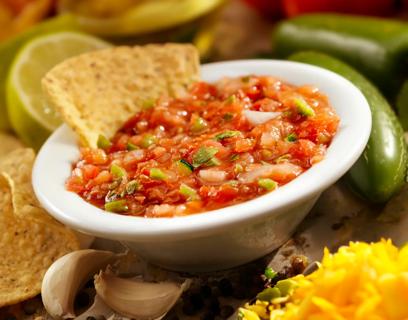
[67,75,339,217]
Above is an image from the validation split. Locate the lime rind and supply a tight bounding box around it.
[0,14,79,131]
[6,31,110,149]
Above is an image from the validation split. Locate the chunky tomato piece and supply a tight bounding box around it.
[66,176,85,193]
[214,185,240,203]
[81,148,108,165]
[190,82,217,100]
[68,75,339,217]
[82,165,101,181]
[234,138,256,153]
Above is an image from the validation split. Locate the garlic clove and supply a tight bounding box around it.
[42,249,117,319]
[95,270,189,320]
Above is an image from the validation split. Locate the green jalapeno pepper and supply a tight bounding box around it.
[273,14,408,98]
[289,51,407,203]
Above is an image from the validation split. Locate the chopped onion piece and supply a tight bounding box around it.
[243,110,281,125]
[148,204,175,217]
[199,169,227,183]
[238,163,302,183]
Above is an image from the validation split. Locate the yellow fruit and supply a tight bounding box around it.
[0,14,79,131]
[6,31,110,149]
[59,0,224,37]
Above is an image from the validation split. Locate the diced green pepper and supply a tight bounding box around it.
[142,98,155,110]
[126,180,140,194]
[258,178,277,191]
[140,134,157,148]
[237,310,244,320]
[215,130,241,141]
[294,98,315,117]
[192,146,218,168]
[179,183,200,201]
[225,95,236,104]
[237,310,246,320]
[275,279,297,297]
[104,200,128,213]
[256,287,281,302]
[230,154,240,161]
[127,142,139,151]
[191,116,208,133]
[97,134,111,150]
[264,267,277,280]
[150,168,167,180]
[110,164,127,178]
[176,159,194,176]
[286,133,297,142]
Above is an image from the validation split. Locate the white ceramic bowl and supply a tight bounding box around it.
[33,60,371,272]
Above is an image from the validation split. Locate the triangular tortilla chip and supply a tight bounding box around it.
[0,172,79,307]
[0,149,59,227]
[42,43,200,147]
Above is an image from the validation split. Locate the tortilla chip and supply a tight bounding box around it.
[0,199,79,307]
[0,149,79,307]
[42,43,200,148]
[0,149,37,196]
[0,149,56,227]
[0,132,24,160]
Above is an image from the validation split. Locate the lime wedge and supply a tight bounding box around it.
[0,14,80,131]
[6,31,110,150]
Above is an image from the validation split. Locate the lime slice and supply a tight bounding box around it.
[6,31,110,150]
[0,14,80,131]
[59,0,224,37]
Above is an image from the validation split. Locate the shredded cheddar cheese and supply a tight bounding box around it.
[240,239,408,320]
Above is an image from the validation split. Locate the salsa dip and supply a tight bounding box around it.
[66,75,339,217]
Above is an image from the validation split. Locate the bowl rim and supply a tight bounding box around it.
[33,59,371,241]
